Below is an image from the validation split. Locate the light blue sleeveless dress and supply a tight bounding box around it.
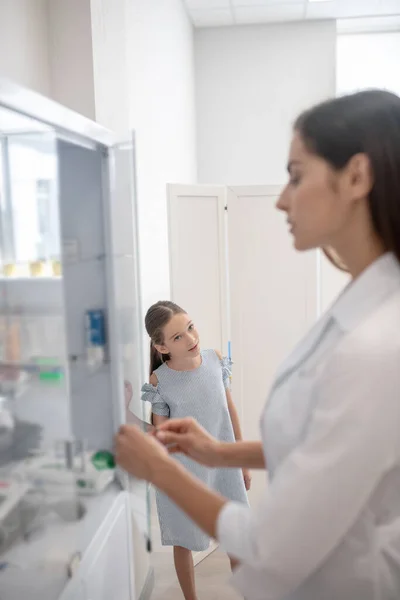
[141,349,248,551]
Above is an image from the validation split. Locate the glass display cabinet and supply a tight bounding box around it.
[0,79,150,600]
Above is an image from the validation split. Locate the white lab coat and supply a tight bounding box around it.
[218,253,400,600]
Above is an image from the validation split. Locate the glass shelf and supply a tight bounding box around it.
[0,277,62,282]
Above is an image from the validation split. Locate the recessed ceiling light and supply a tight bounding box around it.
[308,0,332,3]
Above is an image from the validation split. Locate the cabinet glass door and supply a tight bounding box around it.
[0,108,76,600]
[109,138,151,549]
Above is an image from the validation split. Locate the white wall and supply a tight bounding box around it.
[329,30,400,314]
[337,31,400,96]
[126,0,197,314]
[0,0,50,95]
[0,0,96,119]
[195,21,336,185]
[90,0,131,135]
[47,0,96,119]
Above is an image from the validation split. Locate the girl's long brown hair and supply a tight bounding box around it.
[145,301,186,377]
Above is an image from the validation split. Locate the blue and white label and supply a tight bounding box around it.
[85,310,106,366]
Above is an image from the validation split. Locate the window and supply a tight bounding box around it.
[0,135,60,274]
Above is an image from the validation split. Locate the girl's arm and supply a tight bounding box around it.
[226,388,243,441]
[226,388,252,489]
[149,373,169,428]
[216,350,252,488]
[214,349,242,439]
[153,413,169,427]
[125,380,154,432]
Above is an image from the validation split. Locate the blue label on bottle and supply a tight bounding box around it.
[86,310,106,347]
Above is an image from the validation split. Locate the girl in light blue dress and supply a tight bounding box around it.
[142,300,249,600]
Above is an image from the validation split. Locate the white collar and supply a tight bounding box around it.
[331,253,400,332]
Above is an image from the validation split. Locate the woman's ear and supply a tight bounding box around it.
[345,153,374,203]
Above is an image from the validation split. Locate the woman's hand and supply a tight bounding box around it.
[115,424,171,483]
[155,417,221,467]
[242,468,252,491]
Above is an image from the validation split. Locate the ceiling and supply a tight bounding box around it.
[183,0,400,28]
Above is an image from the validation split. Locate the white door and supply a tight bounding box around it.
[227,185,318,504]
[167,184,348,507]
[167,184,229,353]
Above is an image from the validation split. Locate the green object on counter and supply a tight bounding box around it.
[34,357,64,383]
[39,371,64,382]
[91,450,115,470]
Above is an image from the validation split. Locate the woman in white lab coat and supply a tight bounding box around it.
[116,89,400,600]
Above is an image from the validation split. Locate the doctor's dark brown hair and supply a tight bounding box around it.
[294,89,400,270]
[145,301,186,377]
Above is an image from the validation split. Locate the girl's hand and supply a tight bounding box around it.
[124,380,133,410]
[155,417,220,467]
[115,424,171,482]
[242,468,252,491]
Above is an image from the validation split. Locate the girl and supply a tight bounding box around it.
[141,300,250,600]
